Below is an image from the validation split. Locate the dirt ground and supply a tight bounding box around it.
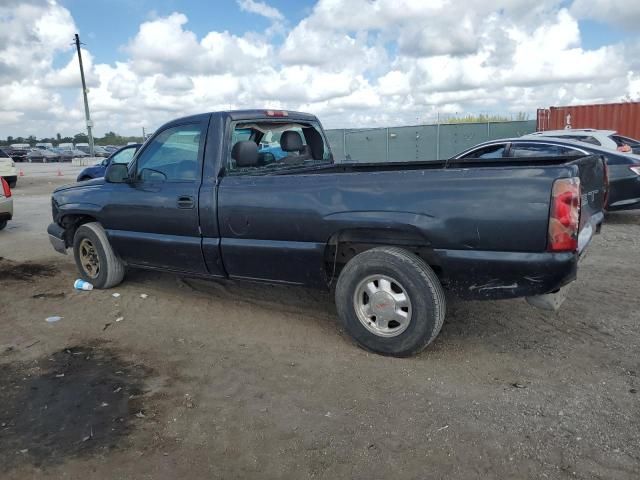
[1,167,639,479]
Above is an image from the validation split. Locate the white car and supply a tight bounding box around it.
[0,148,17,188]
[524,129,640,154]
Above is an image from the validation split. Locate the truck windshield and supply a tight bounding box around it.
[227,121,332,174]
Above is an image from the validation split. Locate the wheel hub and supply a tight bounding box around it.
[79,238,100,279]
[353,274,412,338]
[370,291,395,318]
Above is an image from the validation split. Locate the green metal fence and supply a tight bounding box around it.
[325,120,536,162]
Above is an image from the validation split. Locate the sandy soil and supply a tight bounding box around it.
[0,171,639,479]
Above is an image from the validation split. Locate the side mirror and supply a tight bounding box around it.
[105,163,130,183]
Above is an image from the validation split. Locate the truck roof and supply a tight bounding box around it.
[164,109,320,128]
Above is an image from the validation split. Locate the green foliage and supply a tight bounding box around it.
[442,112,530,123]
[1,132,143,147]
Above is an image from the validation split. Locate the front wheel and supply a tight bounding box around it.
[335,247,446,357]
[0,220,7,231]
[73,222,125,288]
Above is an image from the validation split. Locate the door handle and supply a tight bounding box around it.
[177,195,195,209]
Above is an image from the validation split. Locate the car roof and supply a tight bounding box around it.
[454,136,640,162]
[527,129,617,136]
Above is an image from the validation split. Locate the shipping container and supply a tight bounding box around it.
[537,102,640,139]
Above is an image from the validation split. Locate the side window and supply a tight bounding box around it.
[135,124,203,182]
[111,147,136,165]
[463,144,506,159]
[564,135,600,146]
[511,143,582,157]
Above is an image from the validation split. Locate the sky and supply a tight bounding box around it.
[0,0,639,138]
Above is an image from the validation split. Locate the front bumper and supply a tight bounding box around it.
[47,222,67,254]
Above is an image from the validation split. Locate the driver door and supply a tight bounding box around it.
[101,121,208,274]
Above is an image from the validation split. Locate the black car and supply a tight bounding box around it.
[453,137,640,211]
[7,146,29,162]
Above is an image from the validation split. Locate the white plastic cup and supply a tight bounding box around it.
[74,279,94,291]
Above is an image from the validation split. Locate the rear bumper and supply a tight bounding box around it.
[437,249,578,300]
[47,222,67,254]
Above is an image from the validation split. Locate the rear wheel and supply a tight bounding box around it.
[0,220,7,231]
[73,222,125,288]
[335,247,446,357]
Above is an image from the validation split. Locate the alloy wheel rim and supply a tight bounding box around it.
[353,274,412,337]
[79,238,100,279]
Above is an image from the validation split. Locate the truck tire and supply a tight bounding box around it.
[335,247,446,357]
[0,220,6,231]
[73,222,125,289]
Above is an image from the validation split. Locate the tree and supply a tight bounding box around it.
[74,132,88,143]
[56,133,62,141]
[7,136,13,143]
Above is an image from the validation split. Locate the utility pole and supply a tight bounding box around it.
[74,34,95,156]
[142,126,146,140]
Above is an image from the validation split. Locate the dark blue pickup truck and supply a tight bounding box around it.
[48,110,607,356]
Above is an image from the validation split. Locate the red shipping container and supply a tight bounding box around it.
[537,102,640,140]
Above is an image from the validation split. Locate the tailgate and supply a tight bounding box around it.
[570,154,607,253]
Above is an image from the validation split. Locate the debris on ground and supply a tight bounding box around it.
[511,383,527,389]
[116,317,124,322]
[112,293,121,298]
[140,294,148,299]
[45,316,62,323]
[73,279,93,291]
[103,323,112,331]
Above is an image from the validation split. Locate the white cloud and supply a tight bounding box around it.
[0,0,638,138]
[237,0,284,21]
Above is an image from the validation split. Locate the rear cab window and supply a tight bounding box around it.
[227,121,332,175]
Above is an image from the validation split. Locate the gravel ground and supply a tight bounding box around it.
[0,169,638,479]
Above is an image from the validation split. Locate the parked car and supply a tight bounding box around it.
[0,177,13,230]
[26,148,61,163]
[7,144,30,162]
[0,149,18,187]
[75,145,110,157]
[453,137,640,211]
[47,109,607,357]
[77,144,141,181]
[526,129,640,154]
[35,142,54,150]
[56,149,89,162]
[103,146,120,154]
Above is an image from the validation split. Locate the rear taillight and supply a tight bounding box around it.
[265,110,288,117]
[630,165,640,175]
[1,177,11,198]
[548,177,580,252]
